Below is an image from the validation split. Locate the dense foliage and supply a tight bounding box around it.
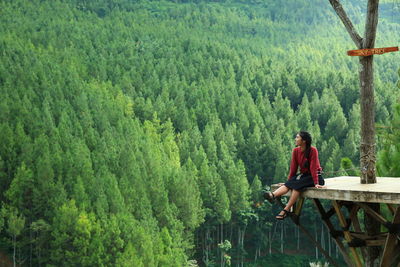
[0,0,399,265]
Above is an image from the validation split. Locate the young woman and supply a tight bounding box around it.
[264,131,325,220]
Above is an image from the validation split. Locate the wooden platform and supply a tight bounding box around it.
[271,176,400,204]
[270,176,400,267]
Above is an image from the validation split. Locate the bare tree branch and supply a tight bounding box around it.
[363,0,380,48]
[328,0,363,48]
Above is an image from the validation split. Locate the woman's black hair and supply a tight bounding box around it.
[299,131,312,168]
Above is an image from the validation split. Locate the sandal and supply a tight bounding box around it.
[264,191,275,203]
[276,209,290,220]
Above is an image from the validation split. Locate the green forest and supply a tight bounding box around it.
[0,0,399,266]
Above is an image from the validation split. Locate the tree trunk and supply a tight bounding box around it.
[359,55,376,184]
[241,225,247,267]
[280,223,283,253]
[237,227,240,267]
[205,227,210,265]
[329,0,381,263]
[335,237,338,258]
[230,222,233,246]
[268,229,272,254]
[13,235,16,267]
[360,1,381,265]
[329,0,379,184]
[30,227,32,267]
[321,222,325,251]
[220,223,224,266]
[221,223,223,243]
[328,232,332,257]
[314,221,318,260]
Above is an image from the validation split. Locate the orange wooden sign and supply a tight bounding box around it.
[347,46,399,56]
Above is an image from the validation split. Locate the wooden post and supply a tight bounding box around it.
[328,1,381,264]
[359,0,379,184]
[328,0,379,183]
[329,0,379,183]
[360,2,381,264]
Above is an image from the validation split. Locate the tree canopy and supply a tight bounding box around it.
[0,0,399,265]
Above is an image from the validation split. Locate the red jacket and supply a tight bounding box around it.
[288,146,322,185]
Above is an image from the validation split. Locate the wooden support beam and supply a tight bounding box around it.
[357,203,388,225]
[350,232,387,240]
[332,200,363,267]
[390,244,400,266]
[348,232,387,247]
[380,206,400,267]
[348,205,368,258]
[386,203,396,215]
[348,206,361,232]
[292,197,305,225]
[275,198,340,267]
[313,199,354,266]
[365,239,386,246]
[294,197,305,217]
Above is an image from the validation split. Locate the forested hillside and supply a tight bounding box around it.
[0,0,399,266]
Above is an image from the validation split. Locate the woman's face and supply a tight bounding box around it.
[295,134,305,147]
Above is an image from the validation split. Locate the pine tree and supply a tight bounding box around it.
[296,94,313,132]
[3,205,25,267]
[5,163,34,215]
[115,242,144,267]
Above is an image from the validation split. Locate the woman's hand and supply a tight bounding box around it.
[315,184,325,188]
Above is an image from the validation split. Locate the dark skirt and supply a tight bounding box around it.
[284,173,325,191]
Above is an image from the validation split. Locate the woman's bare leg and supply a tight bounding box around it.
[276,189,300,219]
[272,185,290,198]
[284,189,300,210]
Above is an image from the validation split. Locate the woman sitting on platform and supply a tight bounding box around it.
[264,131,325,220]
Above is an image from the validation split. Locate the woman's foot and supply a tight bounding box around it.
[264,191,275,203]
[276,209,290,220]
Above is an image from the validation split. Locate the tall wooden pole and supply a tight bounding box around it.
[328,1,381,266]
[360,1,381,262]
[328,0,379,185]
[360,0,379,184]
